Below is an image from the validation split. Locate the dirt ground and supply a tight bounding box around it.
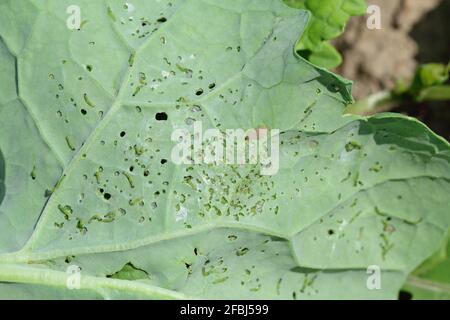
[334,0,450,140]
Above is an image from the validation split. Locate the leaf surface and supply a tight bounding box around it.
[0,0,449,300]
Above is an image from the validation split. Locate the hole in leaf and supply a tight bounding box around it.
[155,112,168,121]
[107,262,149,280]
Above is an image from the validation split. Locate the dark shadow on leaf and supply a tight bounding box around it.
[358,117,450,159]
[315,68,354,104]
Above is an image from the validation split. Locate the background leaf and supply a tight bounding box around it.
[284,0,367,69]
[402,230,450,299]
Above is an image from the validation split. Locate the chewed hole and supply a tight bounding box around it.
[129,166,134,172]
[328,229,335,236]
[81,109,87,115]
[120,131,126,137]
[155,112,168,121]
[86,65,93,72]
[160,159,167,165]
[157,17,167,23]
[208,83,216,89]
[195,89,204,96]
[104,193,111,200]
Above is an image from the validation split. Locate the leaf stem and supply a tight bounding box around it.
[345,90,397,115]
[0,263,191,299]
[405,275,450,294]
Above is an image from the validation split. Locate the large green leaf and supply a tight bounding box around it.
[0,0,449,300]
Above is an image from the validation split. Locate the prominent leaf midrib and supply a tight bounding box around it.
[1,223,289,263]
[0,263,192,300]
[0,263,406,300]
[1,173,448,265]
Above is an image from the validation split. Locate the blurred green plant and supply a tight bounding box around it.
[407,63,450,102]
[284,0,367,68]
[402,230,450,299]
[346,62,450,115]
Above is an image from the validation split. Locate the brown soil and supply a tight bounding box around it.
[334,0,450,140]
